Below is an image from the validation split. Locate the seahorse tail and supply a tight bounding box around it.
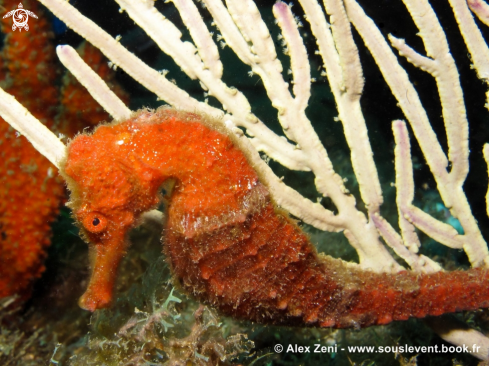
[339,266,489,327]
[264,242,489,328]
[166,196,489,328]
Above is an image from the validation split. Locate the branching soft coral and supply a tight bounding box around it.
[56,41,129,137]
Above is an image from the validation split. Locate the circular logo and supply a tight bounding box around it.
[3,3,38,32]
[274,344,283,353]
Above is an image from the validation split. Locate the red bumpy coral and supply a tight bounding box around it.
[62,108,489,328]
[0,0,63,299]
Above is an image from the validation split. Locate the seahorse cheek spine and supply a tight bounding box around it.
[62,108,489,328]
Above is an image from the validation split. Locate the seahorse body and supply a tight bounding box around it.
[62,108,489,328]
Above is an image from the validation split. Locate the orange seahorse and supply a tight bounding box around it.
[62,108,489,328]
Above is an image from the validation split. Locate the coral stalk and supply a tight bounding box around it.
[56,45,131,123]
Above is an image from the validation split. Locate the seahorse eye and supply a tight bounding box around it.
[81,212,107,233]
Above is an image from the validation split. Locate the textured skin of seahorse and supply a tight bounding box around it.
[62,108,489,328]
[0,0,128,300]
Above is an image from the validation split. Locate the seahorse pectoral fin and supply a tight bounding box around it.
[79,232,128,312]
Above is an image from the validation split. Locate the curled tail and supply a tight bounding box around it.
[166,188,489,329]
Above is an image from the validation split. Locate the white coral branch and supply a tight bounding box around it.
[0,86,65,168]
[56,45,131,121]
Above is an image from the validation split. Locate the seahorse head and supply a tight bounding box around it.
[62,126,163,311]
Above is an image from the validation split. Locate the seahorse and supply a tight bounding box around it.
[61,107,489,328]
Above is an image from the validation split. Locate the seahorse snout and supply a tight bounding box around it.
[78,228,129,311]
